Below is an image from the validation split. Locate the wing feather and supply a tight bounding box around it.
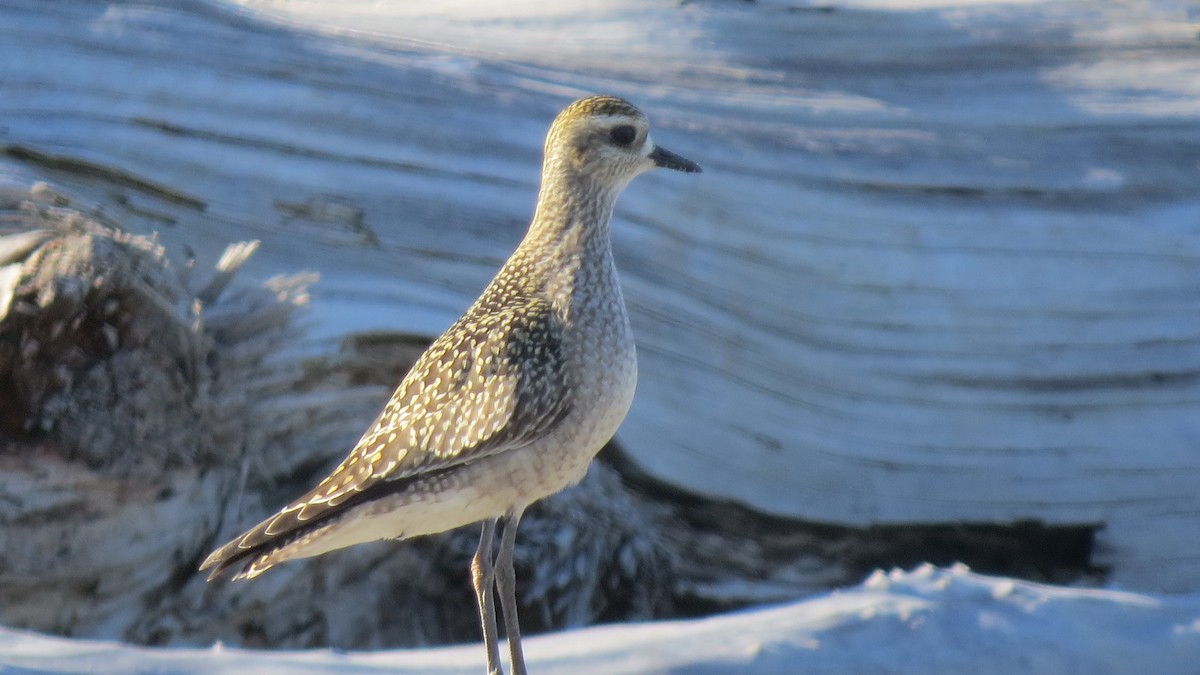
[200,294,570,577]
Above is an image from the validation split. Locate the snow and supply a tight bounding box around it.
[2,565,1198,674]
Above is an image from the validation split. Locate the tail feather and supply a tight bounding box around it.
[201,463,436,582]
[200,513,338,581]
[199,534,270,581]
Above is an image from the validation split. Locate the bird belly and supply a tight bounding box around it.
[276,417,628,563]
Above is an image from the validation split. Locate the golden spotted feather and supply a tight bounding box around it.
[201,282,570,579]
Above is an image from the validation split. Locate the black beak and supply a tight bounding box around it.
[649,145,702,173]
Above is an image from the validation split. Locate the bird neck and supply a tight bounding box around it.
[524,172,619,267]
[518,172,622,317]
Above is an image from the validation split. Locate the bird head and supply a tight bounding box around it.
[543,95,701,193]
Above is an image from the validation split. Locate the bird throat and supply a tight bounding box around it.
[523,184,619,324]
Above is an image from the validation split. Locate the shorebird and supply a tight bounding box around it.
[200,95,700,674]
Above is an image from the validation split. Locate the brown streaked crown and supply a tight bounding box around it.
[558,95,645,121]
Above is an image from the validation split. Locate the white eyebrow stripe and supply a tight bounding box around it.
[591,113,638,126]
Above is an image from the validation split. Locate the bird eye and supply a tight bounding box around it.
[609,125,637,146]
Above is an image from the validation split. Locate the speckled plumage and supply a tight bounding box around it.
[201,95,699,674]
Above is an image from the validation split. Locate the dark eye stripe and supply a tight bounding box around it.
[609,125,637,146]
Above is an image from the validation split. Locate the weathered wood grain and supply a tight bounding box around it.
[2,0,1198,592]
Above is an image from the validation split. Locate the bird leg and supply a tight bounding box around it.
[496,506,528,675]
[471,518,502,675]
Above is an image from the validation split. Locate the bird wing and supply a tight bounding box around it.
[206,294,570,569]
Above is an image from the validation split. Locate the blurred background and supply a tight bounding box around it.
[1,0,1198,656]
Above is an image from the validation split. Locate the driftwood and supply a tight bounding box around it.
[0,186,1099,648]
[0,1,1197,651]
[0,188,678,647]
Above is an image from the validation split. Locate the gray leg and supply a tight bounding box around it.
[496,506,527,675]
[471,518,502,675]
